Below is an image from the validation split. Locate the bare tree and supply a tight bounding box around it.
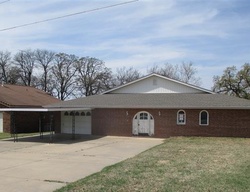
[148,63,179,80]
[114,66,141,86]
[148,62,201,86]
[6,66,21,84]
[179,62,201,85]
[51,53,78,100]
[0,51,11,83]
[76,57,113,96]
[35,49,55,93]
[13,49,36,86]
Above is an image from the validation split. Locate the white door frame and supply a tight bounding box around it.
[132,111,154,136]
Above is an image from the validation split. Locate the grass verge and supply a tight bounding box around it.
[55,137,250,192]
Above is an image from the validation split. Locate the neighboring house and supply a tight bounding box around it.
[0,84,60,133]
[46,73,250,138]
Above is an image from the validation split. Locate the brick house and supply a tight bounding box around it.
[46,73,250,138]
[0,84,60,133]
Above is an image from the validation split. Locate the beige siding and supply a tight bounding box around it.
[111,76,204,94]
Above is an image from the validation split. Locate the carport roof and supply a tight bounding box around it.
[45,93,250,110]
[0,84,60,108]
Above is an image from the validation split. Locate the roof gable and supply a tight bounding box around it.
[104,74,213,94]
[0,84,60,108]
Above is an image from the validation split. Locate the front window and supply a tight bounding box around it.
[177,110,186,125]
[200,110,209,125]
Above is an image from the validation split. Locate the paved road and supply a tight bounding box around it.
[0,135,163,192]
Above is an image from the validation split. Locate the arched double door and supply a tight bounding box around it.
[132,111,154,136]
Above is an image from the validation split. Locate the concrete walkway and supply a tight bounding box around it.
[0,135,163,192]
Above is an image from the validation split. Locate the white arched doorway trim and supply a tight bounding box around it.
[132,111,154,136]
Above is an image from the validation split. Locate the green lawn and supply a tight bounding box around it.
[0,132,45,140]
[55,137,250,192]
[0,133,12,140]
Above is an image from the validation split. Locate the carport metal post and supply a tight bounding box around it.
[49,114,54,143]
[11,112,18,142]
[39,113,43,139]
[72,111,75,140]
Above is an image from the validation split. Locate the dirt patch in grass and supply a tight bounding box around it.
[55,137,250,192]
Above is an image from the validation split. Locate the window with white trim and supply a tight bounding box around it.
[140,112,148,120]
[177,110,186,125]
[199,110,209,125]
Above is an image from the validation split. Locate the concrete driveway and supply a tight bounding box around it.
[0,135,163,192]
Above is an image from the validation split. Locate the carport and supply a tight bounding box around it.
[0,107,91,143]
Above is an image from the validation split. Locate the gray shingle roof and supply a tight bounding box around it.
[45,93,250,109]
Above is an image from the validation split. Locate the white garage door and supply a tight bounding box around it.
[0,112,3,133]
[61,111,91,135]
[61,115,72,134]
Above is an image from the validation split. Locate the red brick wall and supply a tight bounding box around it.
[3,112,11,133]
[92,109,132,136]
[92,109,250,138]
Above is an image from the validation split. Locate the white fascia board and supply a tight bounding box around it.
[46,108,92,111]
[0,108,48,112]
[0,108,92,112]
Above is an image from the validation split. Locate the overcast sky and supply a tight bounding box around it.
[0,0,249,89]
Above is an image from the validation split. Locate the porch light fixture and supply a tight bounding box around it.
[158,111,161,116]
